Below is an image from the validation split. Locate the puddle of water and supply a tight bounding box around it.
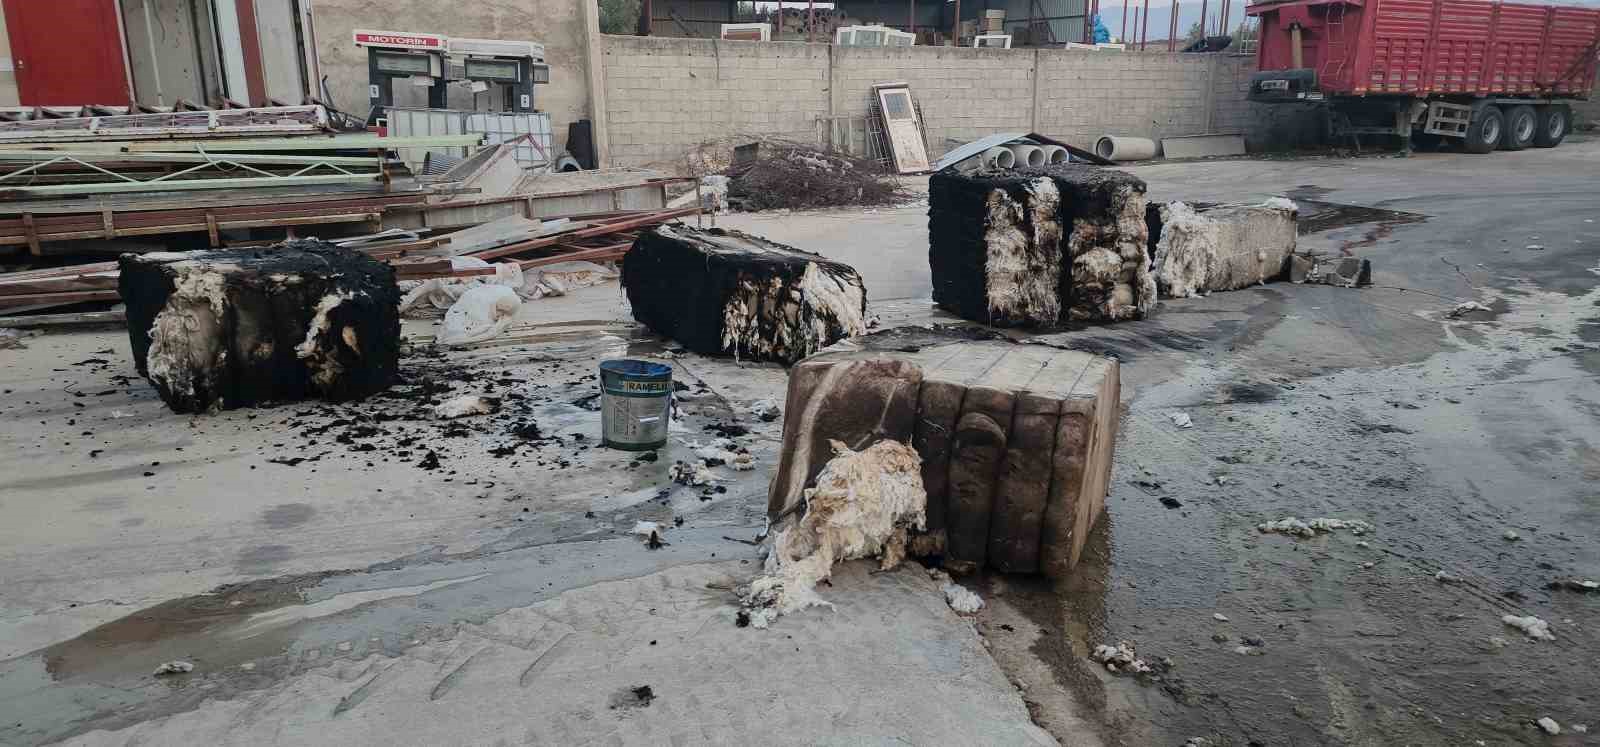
[1295,199,1428,237]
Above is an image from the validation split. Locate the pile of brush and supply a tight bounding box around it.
[724,141,907,211]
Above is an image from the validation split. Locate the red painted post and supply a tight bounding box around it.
[807,0,816,42]
[1200,0,1208,37]
[1121,0,1129,42]
[1169,0,1178,51]
[1140,0,1149,50]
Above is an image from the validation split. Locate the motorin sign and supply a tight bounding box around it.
[352,30,448,51]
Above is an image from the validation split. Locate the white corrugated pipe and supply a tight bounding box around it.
[1041,145,1069,164]
[1094,136,1159,162]
[981,146,1017,169]
[1007,144,1047,167]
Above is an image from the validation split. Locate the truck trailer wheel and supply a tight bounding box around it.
[1463,105,1504,154]
[1534,105,1570,148]
[1499,105,1537,150]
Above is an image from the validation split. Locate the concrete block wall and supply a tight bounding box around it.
[1034,50,1212,149]
[602,37,831,170]
[600,35,1328,170]
[830,46,1037,154]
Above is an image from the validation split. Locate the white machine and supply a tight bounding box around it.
[353,30,549,126]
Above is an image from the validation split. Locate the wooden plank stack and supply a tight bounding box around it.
[767,327,1120,577]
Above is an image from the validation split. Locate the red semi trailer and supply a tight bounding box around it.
[1245,0,1600,152]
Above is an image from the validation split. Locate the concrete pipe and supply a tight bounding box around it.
[981,146,1017,169]
[1094,136,1159,162]
[1041,145,1069,164]
[1008,144,1047,167]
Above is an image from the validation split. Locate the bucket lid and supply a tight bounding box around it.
[600,359,672,379]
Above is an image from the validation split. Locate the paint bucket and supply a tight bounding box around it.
[599,359,672,451]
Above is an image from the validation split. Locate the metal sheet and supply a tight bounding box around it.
[388,108,553,173]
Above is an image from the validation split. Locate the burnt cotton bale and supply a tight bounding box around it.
[929,164,1155,326]
[766,327,1120,577]
[120,240,400,413]
[622,225,867,365]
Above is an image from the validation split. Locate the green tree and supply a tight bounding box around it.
[599,0,643,34]
[1186,20,1205,44]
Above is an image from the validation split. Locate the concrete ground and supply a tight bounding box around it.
[3,137,1599,745]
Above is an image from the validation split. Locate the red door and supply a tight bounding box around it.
[3,0,131,105]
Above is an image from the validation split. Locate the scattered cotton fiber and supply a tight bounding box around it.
[1258,517,1374,537]
[1502,614,1555,641]
[739,440,927,627]
[1090,640,1152,674]
[434,395,500,419]
[153,661,195,676]
[942,582,984,613]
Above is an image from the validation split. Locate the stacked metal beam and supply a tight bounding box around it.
[0,104,697,320]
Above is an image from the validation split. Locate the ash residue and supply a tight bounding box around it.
[251,348,598,475]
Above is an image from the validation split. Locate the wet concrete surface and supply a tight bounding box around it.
[983,143,1600,746]
[4,140,1600,745]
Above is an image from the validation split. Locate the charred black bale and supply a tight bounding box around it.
[928,169,1065,327]
[621,225,867,365]
[120,239,400,413]
[928,165,1154,326]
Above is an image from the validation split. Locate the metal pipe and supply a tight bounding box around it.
[1290,24,1304,68]
[1140,0,1149,50]
[807,0,815,42]
[140,0,165,106]
[1121,0,1128,42]
[1201,0,1209,38]
[1169,0,1178,52]
[951,0,960,44]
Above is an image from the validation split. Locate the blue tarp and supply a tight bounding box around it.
[1093,14,1111,43]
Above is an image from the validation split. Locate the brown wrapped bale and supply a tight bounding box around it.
[622,225,867,365]
[766,357,922,524]
[765,328,1120,577]
[119,240,400,413]
[928,165,1155,326]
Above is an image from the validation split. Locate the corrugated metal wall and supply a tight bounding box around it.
[984,0,1086,45]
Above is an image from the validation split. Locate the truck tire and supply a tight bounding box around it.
[1534,105,1570,148]
[1499,105,1537,150]
[1463,105,1504,154]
